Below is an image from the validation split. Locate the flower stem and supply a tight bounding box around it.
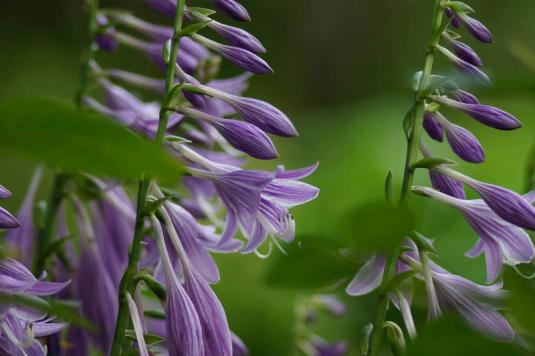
[368,1,445,355]
[109,1,186,354]
[33,0,101,276]
[76,0,100,107]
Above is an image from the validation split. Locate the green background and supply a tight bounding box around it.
[1,0,534,354]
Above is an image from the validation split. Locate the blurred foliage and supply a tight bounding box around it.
[1,0,535,355]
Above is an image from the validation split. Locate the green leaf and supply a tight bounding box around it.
[442,1,475,14]
[407,317,524,355]
[0,97,183,184]
[402,107,415,139]
[264,235,357,290]
[505,268,535,336]
[125,330,164,345]
[187,7,217,17]
[337,200,414,253]
[411,157,456,170]
[382,270,418,293]
[179,20,212,37]
[142,195,176,217]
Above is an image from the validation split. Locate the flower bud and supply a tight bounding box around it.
[95,15,118,52]
[210,21,266,53]
[0,185,11,199]
[431,96,521,130]
[441,119,485,163]
[0,206,20,229]
[423,112,444,142]
[445,8,461,28]
[459,13,493,43]
[194,35,272,74]
[452,89,479,105]
[437,45,489,84]
[213,0,251,22]
[445,36,482,67]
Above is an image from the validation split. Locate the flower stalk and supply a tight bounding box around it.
[368,1,446,354]
[109,0,186,354]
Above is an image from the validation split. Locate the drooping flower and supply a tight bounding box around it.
[0,258,68,355]
[413,186,535,281]
[431,95,521,130]
[457,13,493,44]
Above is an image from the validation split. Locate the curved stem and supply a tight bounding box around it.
[76,0,100,107]
[368,1,445,355]
[109,1,186,354]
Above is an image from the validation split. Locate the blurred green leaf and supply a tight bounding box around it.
[0,97,183,184]
[407,317,524,355]
[411,157,456,170]
[264,235,356,290]
[337,200,414,253]
[505,268,535,335]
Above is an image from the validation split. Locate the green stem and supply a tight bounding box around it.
[109,1,186,354]
[33,174,68,274]
[368,1,445,355]
[76,0,100,107]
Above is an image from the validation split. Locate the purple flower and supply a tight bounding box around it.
[466,180,535,231]
[213,0,251,22]
[445,8,461,28]
[458,13,493,43]
[125,293,149,356]
[0,206,19,229]
[452,89,480,105]
[177,107,278,160]
[193,35,272,74]
[209,21,265,53]
[0,258,69,295]
[0,185,11,199]
[96,15,118,52]
[432,95,521,130]
[191,84,298,137]
[345,254,386,296]
[152,216,205,356]
[310,337,348,356]
[445,36,483,67]
[314,295,347,317]
[439,116,485,163]
[0,258,68,355]
[413,186,535,281]
[437,45,489,84]
[144,0,176,17]
[429,171,466,199]
[423,112,444,142]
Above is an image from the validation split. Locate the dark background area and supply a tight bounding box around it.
[1,0,534,355]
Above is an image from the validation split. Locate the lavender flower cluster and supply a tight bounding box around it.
[0,0,318,354]
[347,1,530,348]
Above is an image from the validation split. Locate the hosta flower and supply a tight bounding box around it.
[413,186,535,281]
[457,13,493,44]
[187,83,298,137]
[423,112,444,142]
[430,111,485,163]
[443,34,482,67]
[0,258,68,355]
[175,107,278,159]
[437,45,490,83]
[431,95,521,130]
[5,168,42,265]
[0,186,19,230]
[213,0,251,22]
[404,249,513,341]
[193,35,273,74]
